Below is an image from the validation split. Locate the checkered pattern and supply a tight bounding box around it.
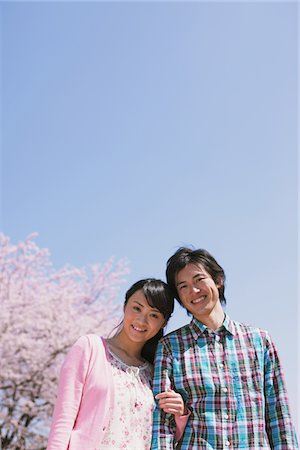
[151,315,298,449]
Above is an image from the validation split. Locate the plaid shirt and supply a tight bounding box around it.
[151,314,298,449]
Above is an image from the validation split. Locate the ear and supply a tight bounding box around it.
[216,276,223,289]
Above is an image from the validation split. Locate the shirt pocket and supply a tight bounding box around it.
[230,349,264,408]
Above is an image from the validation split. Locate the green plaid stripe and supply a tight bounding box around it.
[151,315,298,449]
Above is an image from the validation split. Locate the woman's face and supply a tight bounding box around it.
[123,289,166,344]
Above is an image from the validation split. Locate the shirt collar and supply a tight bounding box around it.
[222,314,236,336]
[189,313,236,340]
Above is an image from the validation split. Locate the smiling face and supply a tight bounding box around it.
[175,263,223,323]
[123,289,166,344]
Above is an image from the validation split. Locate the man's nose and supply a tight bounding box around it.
[190,285,200,294]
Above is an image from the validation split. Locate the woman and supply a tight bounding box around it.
[47,279,188,450]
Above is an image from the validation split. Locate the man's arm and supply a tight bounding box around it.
[264,333,298,449]
[151,339,177,450]
[155,389,190,442]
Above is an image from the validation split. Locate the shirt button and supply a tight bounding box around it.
[222,387,228,393]
[224,413,229,419]
[215,335,220,342]
[225,440,230,446]
[219,363,224,368]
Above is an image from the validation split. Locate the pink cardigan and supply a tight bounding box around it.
[47,335,114,450]
[47,334,187,450]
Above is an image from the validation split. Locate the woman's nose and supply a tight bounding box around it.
[139,314,148,324]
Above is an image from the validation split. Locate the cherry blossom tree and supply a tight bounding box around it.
[0,233,129,449]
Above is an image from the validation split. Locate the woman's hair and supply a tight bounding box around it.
[166,247,226,306]
[124,278,174,364]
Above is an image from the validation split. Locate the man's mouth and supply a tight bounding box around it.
[191,295,206,304]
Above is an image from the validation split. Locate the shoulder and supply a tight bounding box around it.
[63,335,110,375]
[160,323,191,346]
[72,333,101,347]
[69,334,107,357]
[232,320,272,346]
[233,320,266,334]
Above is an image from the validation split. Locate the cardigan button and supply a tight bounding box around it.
[102,426,106,431]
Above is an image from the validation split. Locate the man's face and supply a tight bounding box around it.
[175,263,221,320]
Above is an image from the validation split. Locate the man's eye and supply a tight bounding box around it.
[133,306,140,311]
[179,285,187,290]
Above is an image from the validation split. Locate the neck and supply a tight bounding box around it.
[107,330,144,360]
[194,304,225,331]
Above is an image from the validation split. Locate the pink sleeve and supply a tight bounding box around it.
[47,336,90,450]
[175,409,190,442]
[175,411,191,442]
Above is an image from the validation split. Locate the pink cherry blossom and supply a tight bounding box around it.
[0,233,129,449]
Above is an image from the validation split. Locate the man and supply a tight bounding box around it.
[151,247,298,449]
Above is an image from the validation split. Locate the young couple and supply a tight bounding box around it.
[47,247,298,449]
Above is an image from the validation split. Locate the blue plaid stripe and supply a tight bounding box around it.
[151,315,298,449]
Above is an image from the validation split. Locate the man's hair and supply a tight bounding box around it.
[166,247,226,306]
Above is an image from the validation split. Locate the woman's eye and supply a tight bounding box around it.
[150,314,159,319]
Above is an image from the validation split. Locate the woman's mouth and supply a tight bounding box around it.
[131,325,146,332]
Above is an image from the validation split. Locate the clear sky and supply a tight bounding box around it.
[1,0,298,429]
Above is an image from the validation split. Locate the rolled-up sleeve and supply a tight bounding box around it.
[264,333,299,449]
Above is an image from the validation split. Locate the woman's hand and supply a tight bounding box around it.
[155,388,186,416]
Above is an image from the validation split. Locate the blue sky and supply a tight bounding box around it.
[1,1,298,428]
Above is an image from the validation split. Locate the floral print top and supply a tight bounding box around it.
[100,348,155,449]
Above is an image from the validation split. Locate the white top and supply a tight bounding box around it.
[100,349,155,449]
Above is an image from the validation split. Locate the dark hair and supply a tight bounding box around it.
[166,247,226,307]
[124,279,174,364]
